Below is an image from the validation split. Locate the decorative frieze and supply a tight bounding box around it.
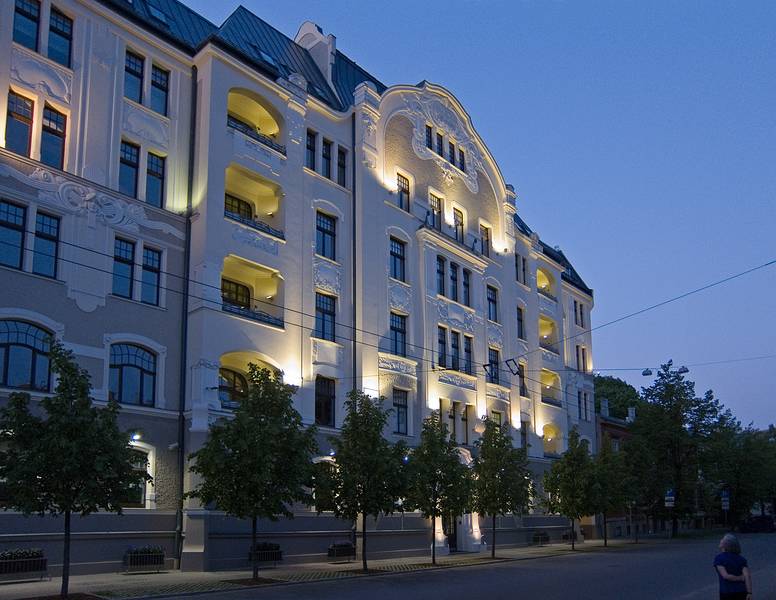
[313,257,341,296]
[487,322,504,349]
[388,280,412,312]
[486,384,510,403]
[11,46,72,104]
[122,101,170,148]
[231,225,279,255]
[438,371,477,391]
[377,353,417,377]
[436,299,475,333]
[312,339,343,367]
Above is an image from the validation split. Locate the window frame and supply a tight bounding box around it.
[119,140,140,198]
[337,147,347,187]
[305,129,317,170]
[462,269,471,307]
[487,347,500,385]
[112,237,135,299]
[32,211,59,278]
[140,246,161,306]
[145,152,165,208]
[429,193,443,230]
[40,104,67,170]
[437,326,447,369]
[150,64,169,116]
[47,7,73,68]
[221,278,251,309]
[315,211,336,261]
[486,285,499,322]
[13,0,40,52]
[436,255,446,296]
[124,50,144,104]
[453,208,464,243]
[224,193,253,221]
[6,90,34,158]
[450,330,460,371]
[0,319,51,392]
[425,124,433,149]
[218,367,248,409]
[0,201,26,271]
[480,224,491,258]
[516,306,525,340]
[449,262,459,302]
[108,343,156,407]
[321,139,332,179]
[389,312,407,357]
[396,173,410,212]
[393,388,408,435]
[315,375,335,427]
[389,236,406,282]
[314,292,336,342]
[463,335,473,375]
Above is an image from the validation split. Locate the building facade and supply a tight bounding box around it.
[0,0,595,573]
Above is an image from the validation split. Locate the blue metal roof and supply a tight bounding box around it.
[332,50,387,106]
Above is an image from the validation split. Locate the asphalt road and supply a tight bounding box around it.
[173,534,776,600]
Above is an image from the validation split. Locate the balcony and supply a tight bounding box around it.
[541,396,562,408]
[222,300,283,328]
[224,166,284,240]
[539,315,560,355]
[224,208,285,240]
[537,287,557,302]
[227,115,286,156]
[221,256,284,329]
[537,267,557,301]
[540,339,559,354]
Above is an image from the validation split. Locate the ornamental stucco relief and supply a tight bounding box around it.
[11,47,72,104]
[487,384,510,402]
[312,339,343,367]
[231,129,285,176]
[487,322,504,349]
[388,280,411,312]
[399,91,484,194]
[438,371,477,391]
[313,257,341,296]
[0,162,184,239]
[436,299,475,333]
[379,371,417,392]
[231,226,280,255]
[377,354,416,377]
[122,101,170,148]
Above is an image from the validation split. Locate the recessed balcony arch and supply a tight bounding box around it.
[220,255,284,329]
[542,423,562,456]
[537,268,556,300]
[538,315,559,354]
[540,369,562,406]
[224,165,284,239]
[219,350,282,410]
[227,88,285,155]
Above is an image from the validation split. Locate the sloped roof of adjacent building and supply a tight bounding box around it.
[331,50,387,106]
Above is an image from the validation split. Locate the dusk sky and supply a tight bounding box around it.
[187,0,776,427]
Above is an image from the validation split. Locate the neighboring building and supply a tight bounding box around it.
[0,0,594,572]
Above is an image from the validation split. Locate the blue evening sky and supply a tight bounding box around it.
[186,0,776,427]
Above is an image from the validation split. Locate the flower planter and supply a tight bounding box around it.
[327,542,356,562]
[125,547,165,573]
[248,544,282,566]
[0,550,48,581]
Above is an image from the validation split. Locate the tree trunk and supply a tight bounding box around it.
[603,511,608,547]
[491,514,496,559]
[251,516,258,581]
[361,513,368,572]
[671,510,678,538]
[61,509,71,598]
[431,514,436,565]
[571,517,575,550]
[634,511,639,544]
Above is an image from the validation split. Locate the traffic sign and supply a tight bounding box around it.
[664,488,675,508]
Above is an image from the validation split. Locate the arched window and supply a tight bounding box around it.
[109,344,156,406]
[218,368,248,409]
[0,320,51,391]
[224,194,253,221]
[122,449,150,508]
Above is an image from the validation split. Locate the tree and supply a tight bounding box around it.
[543,428,593,550]
[405,411,471,564]
[590,434,627,546]
[472,418,532,558]
[328,390,405,572]
[187,366,317,580]
[0,340,149,598]
[593,375,641,420]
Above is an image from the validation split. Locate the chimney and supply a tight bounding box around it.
[600,398,609,418]
[295,22,336,88]
[626,406,636,423]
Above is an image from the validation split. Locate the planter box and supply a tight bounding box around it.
[0,557,48,581]
[125,552,165,573]
[531,531,550,546]
[327,543,356,562]
[248,550,283,565]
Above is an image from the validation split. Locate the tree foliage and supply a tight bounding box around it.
[590,434,627,545]
[594,375,640,419]
[405,411,472,564]
[0,340,148,597]
[187,366,317,579]
[472,418,532,558]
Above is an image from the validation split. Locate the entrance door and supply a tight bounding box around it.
[443,513,458,552]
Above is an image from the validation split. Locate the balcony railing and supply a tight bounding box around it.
[227,115,286,155]
[538,287,557,301]
[540,340,559,354]
[222,299,284,328]
[224,209,285,240]
[541,396,563,407]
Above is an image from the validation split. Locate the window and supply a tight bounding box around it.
[390,312,407,357]
[316,212,336,260]
[314,293,336,341]
[462,404,469,445]
[305,130,316,170]
[40,105,66,169]
[396,173,410,211]
[0,320,50,391]
[486,286,499,322]
[491,410,502,427]
[576,345,582,371]
[581,348,588,373]
[48,8,73,68]
[145,153,165,208]
[520,420,528,449]
[393,388,408,435]
[449,263,459,302]
[119,141,140,198]
[480,224,491,257]
[458,148,465,172]
[449,401,458,443]
[109,343,156,406]
[112,238,135,298]
[429,193,442,230]
[487,348,500,385]
[221,278,250,308]
[218,368,247,409]
[573,299,579,325]
[450,331,460,371]
[6,91,34,157]
[517,307,525,340]
[436,255,445,296]
[122,451,149,508]
[315,376,335,427]
[577,390,583,420]
[516,253,527,285]
[225,194,252,221]
[141,247,161,306]
[462,269,471,307]
[425,124,433,149]
[463,335,473,375]
[124,51,144,104]
[322,139,332,179]
[389,237,405,282]
[448,141,455,163]
[437,326,447,368]
[436,132,443,155]
[32,212,59,278]
[13,0,39,51]
[0,201,26,270]
[150,65,169,115]
[584,392,590,421]
[579,303,586,328]
[453,208,464,242]
[518,363,528,396]
[337,147,347,186]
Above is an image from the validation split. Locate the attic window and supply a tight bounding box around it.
[249,44,278,69]
[146,0,169,24]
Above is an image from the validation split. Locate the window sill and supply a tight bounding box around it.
[12,42,73,75]
[314,253,341,267]
[109,294,167,311]
[389,276,410,288]
[515,281,531,293]
[435,294,474,312]
[383,198,413,216]
[303,166,350,193]
[0,264,66,286]
[310,336,342,347]
[122,96,171,124]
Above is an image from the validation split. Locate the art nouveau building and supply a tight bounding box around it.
[0,0,595,572]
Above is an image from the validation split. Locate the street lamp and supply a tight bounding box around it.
[641,365,689,377]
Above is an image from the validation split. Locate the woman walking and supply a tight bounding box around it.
[714,533,752,600]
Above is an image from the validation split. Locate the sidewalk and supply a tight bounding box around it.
[0,538,652,600]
